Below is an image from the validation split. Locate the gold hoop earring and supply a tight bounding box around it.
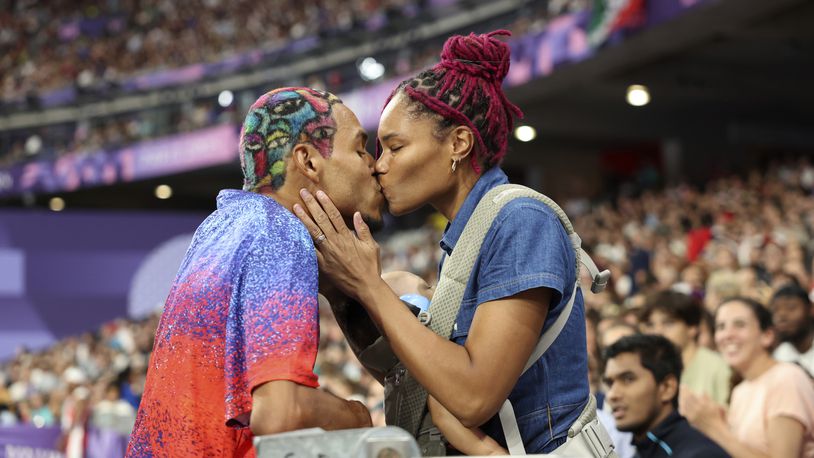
[451,158,459,173]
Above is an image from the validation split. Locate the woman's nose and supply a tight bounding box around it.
[375,154,389,174]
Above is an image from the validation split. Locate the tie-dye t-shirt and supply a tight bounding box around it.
[127,189,319,457]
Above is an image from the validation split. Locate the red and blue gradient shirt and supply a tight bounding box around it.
[127,190,319,457]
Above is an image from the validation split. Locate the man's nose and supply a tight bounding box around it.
[606,382,620,402]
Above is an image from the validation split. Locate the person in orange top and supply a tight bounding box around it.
[681,297,814,458]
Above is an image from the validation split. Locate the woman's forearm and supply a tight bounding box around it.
[357,279,511,426]
[360,279,474,395]
[704,421,769,458]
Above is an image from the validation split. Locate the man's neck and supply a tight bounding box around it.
[790,331,814,355]
[258,185,299,213]
[262,179,316,212]
[633,407,675,443]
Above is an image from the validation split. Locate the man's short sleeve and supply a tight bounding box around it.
[224,229,320,425]
[476,198,573,307]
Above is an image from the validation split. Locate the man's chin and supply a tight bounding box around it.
[362,212,384,232]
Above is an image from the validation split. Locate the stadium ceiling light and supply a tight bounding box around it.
[49,197,65,212]
[155,184,173,200]
[626,84,651,107]
[514,125,537,142]
[358,57,385,82]
[218,90,234,108]
[25,135,42,156]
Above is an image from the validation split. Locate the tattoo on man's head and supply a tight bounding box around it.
[239,87,342,192]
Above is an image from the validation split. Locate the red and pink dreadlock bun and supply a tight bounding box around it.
[382,30,523,173]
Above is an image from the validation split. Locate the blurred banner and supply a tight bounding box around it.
[0,426,129,458]
[0,425,63,458]
[38,37,320,108]
[0,124,238,198]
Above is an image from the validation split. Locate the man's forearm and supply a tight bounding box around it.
[297,385,372,431]
[252,380,371,436]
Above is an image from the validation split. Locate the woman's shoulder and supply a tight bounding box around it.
[493,195,564,226]
[767,361,813,384]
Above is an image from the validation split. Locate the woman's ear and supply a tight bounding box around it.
[449,125,474,162]
[292,143,322,184]
[761,328,776,350]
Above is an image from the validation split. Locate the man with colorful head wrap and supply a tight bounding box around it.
[127,87,384,457]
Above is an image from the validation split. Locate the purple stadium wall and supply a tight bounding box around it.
[0,210,206,360]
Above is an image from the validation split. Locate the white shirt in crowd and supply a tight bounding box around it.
[773,342,814,378]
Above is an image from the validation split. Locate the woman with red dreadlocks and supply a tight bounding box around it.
[294,31,609,456]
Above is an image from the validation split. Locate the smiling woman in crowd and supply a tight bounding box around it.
[681,297,814,458]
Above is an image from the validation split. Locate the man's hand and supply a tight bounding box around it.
[348,399,373,428]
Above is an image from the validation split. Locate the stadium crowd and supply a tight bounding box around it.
[0,0,575,167]
[0,0,445,105]
[3,157,814,455]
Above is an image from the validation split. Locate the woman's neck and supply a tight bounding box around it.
[433,170,480,222]
[682,342,699,368]
[740,352,777,381]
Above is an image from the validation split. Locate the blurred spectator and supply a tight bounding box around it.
[63,386,92,458]
[604,334,727,458]
[586,308,602,395]
[29,392,55,427]
[594,318,638,458]
[598,319,637,350]
[770,284,814,377]
[682,297,814,457]
[0,386,16,426]
[91,383,136,436]
[640,290,731,405]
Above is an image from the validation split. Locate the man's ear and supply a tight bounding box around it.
[292,143,322,184]
[659,374,679,406]
[688,324,700,342]
[449,125,474,163]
